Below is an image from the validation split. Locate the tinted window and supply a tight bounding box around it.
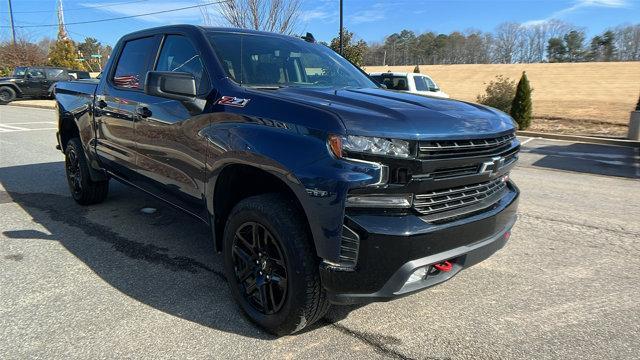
[45,68,68,80]
[27,68,45,79]
[113,37,157,90]
[207,32,376,89]
[13,67,27,77]
[155,35,209,94]
[373,75,409,90]
[414,76,429,91]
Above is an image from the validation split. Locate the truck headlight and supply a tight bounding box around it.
[328,135,410,158]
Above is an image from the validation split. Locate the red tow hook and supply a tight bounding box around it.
[433,260,453,272]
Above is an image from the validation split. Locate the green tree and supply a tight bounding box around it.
[510,71,533,130]
[547,37,567,62]
[48,37,85,70]
[330,28,368,67]
[413,65,421,73]
[477,75,516,113]
[564,30,585,62]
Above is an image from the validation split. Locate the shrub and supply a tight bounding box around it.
[413,65,421,73]
[476,75,516,113]
[510,71,533,130]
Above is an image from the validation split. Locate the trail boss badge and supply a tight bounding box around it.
[216,96,250,107]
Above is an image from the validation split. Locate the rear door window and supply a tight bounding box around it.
[112,36,158,90]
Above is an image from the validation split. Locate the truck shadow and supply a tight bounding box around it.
[522,142,639,179]
[0,161,356,339]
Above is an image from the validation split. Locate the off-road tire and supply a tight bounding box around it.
[223,193,330,335]
[65,137,109,205]
[0,86,16,104]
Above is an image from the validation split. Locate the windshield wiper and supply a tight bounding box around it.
[245,85,286,90]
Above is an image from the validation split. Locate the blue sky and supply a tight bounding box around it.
[1,0,638,45]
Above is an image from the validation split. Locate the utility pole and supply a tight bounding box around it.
[339,0,343,55]
[7,0,17,45]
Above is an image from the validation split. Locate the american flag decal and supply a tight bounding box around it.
[216,96,250,107]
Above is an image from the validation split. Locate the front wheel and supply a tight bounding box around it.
[65,137,109,205]
[223,193,329,335]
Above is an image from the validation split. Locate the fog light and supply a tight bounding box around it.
[406,266,427,284]
[346,194,412,208]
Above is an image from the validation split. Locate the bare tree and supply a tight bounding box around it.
[0,37,48,75]
[613,24,640,61]
[492,22,523,63]
[204,0,302,35]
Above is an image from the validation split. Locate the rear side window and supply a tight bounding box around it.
[112,37,157,90]
[375,75,409,90]
[155,35,209,94]
[414,76,429,91]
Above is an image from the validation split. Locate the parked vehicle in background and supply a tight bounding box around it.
[55,25,519,335]
[67,70,92,80]
[370,72,450,98]
[0,66,86,104]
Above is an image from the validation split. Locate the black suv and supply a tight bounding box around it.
[0,66,83,104]
[55,25,520,335]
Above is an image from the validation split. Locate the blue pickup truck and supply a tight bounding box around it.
[54,25,520,335]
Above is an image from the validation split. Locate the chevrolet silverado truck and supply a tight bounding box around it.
[54,25,520,335]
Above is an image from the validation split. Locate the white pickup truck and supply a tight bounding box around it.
[369,72,449,99]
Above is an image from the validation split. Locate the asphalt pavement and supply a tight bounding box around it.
[1,105,639,359]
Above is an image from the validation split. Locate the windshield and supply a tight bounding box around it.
[13,67,27,77]
[207,32,377,89]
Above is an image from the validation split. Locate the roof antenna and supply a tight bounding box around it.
[302,32,316,43]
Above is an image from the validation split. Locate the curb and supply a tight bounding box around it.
[517,131,640,148]
[6,103,56,110]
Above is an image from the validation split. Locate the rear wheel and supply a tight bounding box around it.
[0,86,16,104]
[223,193,329,335]
[65,137,109,205]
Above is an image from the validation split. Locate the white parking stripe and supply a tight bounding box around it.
[2,122,56,125]
[0,124,29,131]
[520,137,535,146]
[0,127,57,133]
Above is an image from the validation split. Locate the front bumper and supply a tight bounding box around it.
[320,182,519,304]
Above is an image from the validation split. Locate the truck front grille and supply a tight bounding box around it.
[419,134,516,159]
[413,176,508,216]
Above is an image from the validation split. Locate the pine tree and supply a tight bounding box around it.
[48,37,85,70]
[413,65,421,73]
[510,71,533,130]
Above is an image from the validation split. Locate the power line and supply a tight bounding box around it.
[0,0,229,28]
[2,0,150,14]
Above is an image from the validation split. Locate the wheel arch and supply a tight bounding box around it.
[209,161,315,256]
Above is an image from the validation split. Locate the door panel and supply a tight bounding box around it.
[129,34,210,217]
[94,36,160,180]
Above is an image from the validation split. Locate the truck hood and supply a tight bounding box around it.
[273,87,515,140]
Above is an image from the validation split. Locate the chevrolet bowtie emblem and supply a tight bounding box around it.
[479,156,506,175]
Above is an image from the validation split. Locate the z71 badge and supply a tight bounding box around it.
[216,96,250,107]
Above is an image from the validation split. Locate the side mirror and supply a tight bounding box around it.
[145,71,197,101]
[145,71,205,113]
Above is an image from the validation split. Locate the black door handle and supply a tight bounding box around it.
[135,106,152,118]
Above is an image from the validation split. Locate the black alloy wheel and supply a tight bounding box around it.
[232,222,288,315]
[65,145,83,198]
